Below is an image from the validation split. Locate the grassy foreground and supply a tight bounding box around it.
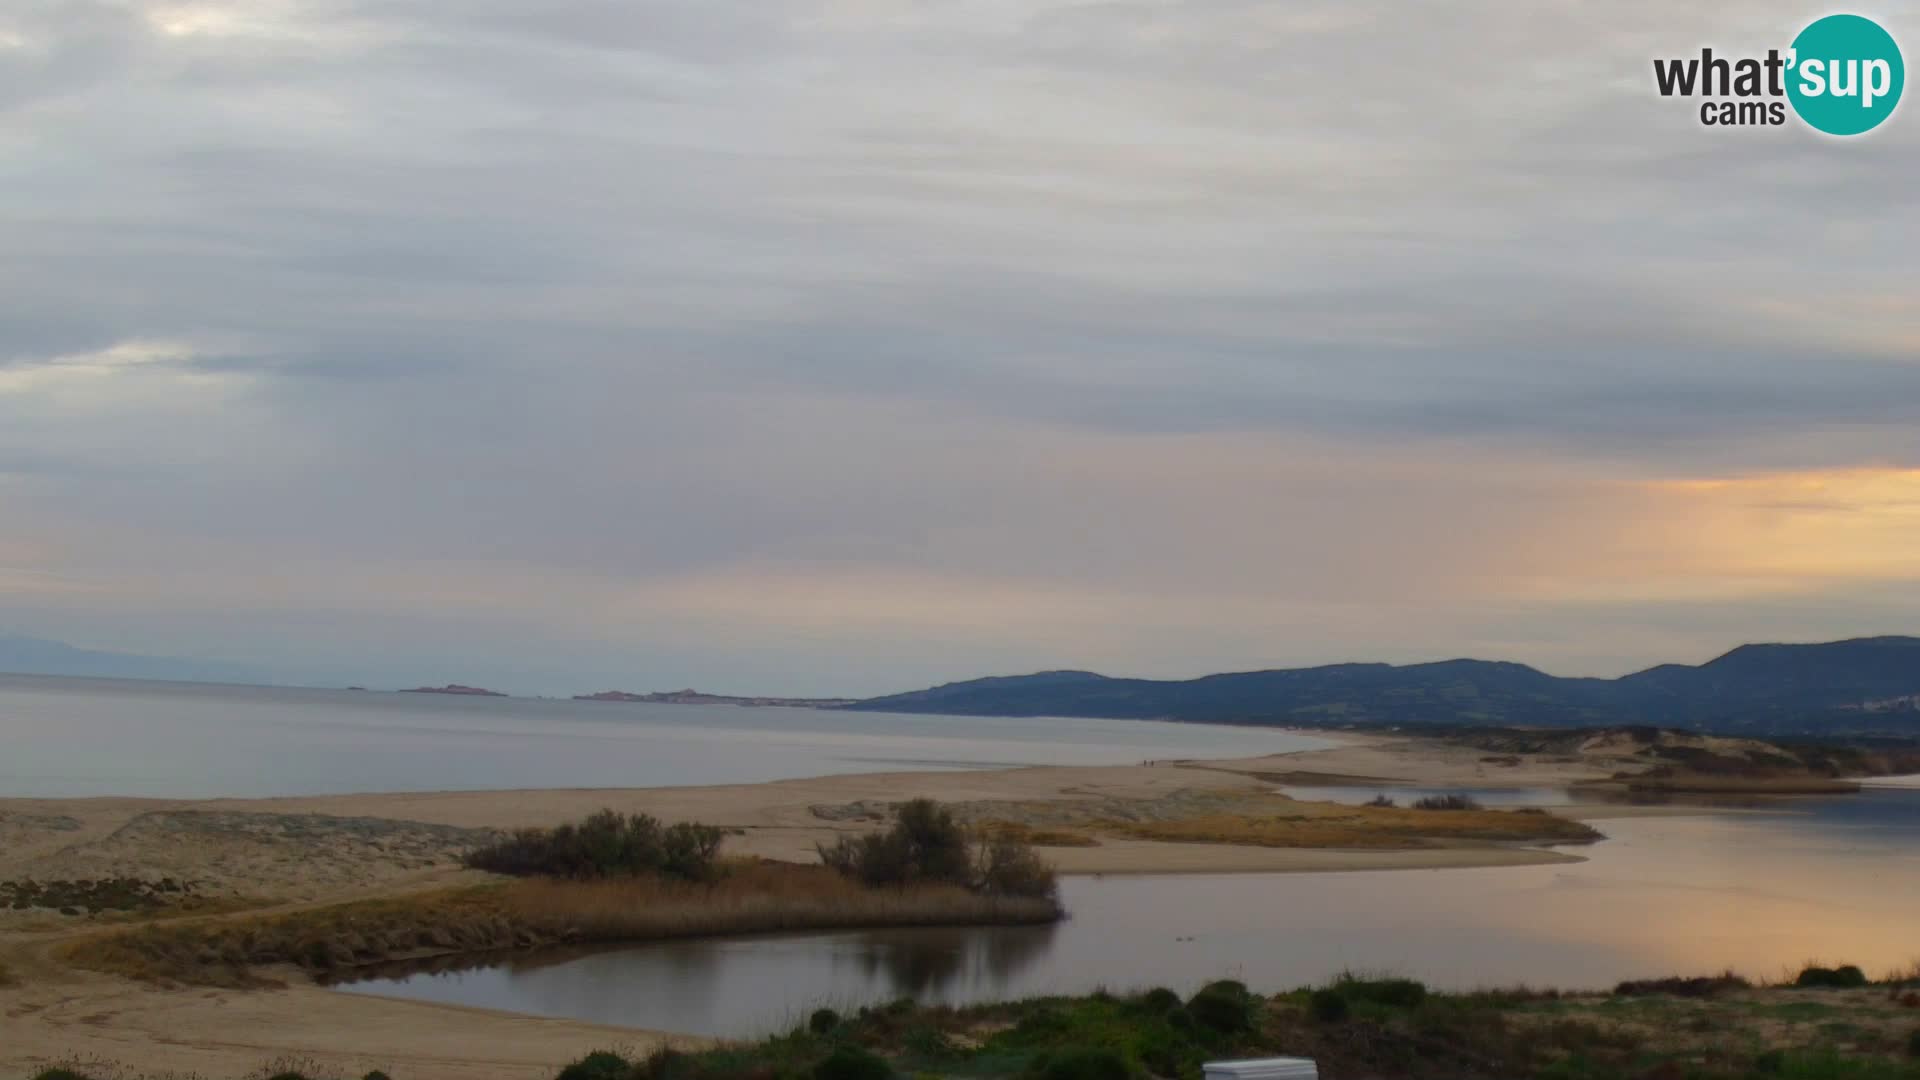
[22,970,1920,1080]
[63,861,1060,986]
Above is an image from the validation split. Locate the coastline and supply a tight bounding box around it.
[0,731,1763,1079]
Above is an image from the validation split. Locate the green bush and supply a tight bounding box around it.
[1031,1046,1135,1080]
[639,1048,690,1080]
[1014,1006,1076,1041]
[975,836,1059,902]
[1339,976,1428,1008]
[818,799,1056,900]
[465,811,723,882]
[1309,988,1350,1023]
[810,1007,843,1034]
[902,1025,959,1060]
[1907,1030,1920,1059]
[1134,1027,1197,1077]
[813,1045,893,1080]
[1614,974,1750,998]
[1137,987,1182,1013]
[1187,981,1255,1033]
[556,1050,637,1080]
[1794,965,1869,989]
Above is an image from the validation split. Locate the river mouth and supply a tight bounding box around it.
[337,788,1920,1038]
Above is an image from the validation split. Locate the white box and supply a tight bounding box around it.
[1203,1058,1319,1080]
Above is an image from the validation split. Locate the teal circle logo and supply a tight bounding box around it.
[1787,14,1904,135]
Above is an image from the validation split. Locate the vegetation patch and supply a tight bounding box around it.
[473,974,1920,1080]
[973,821,1102,848]
[463,810,725,881]
[2,876,197,915]
[1102,801,1600,849]
[21,973,1920,1080]
[1799,965,1873,990]
[818,799,1059,901]
[1614,972,1751,998]
[1410,794,1484,811]
[63,861,1059,987]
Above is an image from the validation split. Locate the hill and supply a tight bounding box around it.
[848,637,1920,737]
[0,634,266,686]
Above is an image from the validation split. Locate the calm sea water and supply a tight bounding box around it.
[342,789,1920,1036]
[0,673,1329,798]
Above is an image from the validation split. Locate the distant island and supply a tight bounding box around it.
[399,684,508,697]
[574,688,859,708]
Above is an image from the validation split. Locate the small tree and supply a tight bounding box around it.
[817,799,1055,900]
[974,836,1057,901]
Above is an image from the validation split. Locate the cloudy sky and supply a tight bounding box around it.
[3,0,1918,695]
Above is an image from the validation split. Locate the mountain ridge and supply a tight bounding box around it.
[848,636,1920,737]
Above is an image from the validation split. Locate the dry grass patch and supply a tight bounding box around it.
[972,822,1101,848]
[64,861,1060,987]
[1105,801,1601,849]
[1614,774,1862,795]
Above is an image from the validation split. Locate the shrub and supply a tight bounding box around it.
[1014,1006,1076,1041]
[976,836,1059,902]
[1907,1029,1920,1058]
[1309,988,1350,1023]
[363,1072,393,1080]
[1614,973,1750,998]
[639,1048,690,1080]
[1135,1028,1195,1077]
[1032,1046,1135,1080]
[557,1050,637,1080]
[1187,981,1255,1033]
[813,1045,893,1080]
[1339,976,1428,1008]
[465,811,722,882]
[661,822,726,881]
[810,1007,843,1034]
[818,799,1056,901]
[1137,987,1182,1013]
[1795,965,1869,989]
[903,1025,959,1060]
[1411,794,1484,811]
[1365,794,1398,807]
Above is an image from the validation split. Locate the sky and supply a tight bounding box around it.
[3,0,1919,696]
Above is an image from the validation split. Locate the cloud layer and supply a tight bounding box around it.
[3,0,1918,693]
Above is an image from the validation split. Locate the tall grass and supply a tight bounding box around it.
[506,863,1060,942]
[64,862,1060,986]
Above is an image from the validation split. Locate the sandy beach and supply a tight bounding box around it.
[0,731,1682,1079]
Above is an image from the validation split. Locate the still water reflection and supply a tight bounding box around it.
[342,790,1920,1037]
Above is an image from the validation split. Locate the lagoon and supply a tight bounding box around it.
[342,789,1920,1036]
